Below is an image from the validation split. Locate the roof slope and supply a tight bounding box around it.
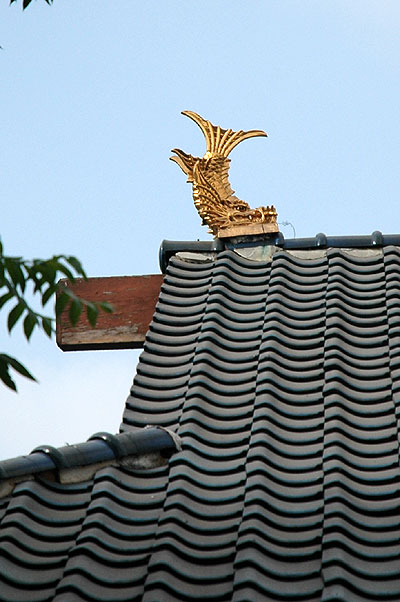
[1,241,400,600]
[123,245,400,601]
[0,430,178,601]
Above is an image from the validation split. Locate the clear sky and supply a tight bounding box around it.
[1,0,400,458]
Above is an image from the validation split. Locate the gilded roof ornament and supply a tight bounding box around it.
[171,111,278,238]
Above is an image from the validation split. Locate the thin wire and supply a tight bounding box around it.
[279,221,296,238]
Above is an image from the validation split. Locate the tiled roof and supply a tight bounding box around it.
[123,242,400,601]
[2,236,400,600]
[0,428,180,601]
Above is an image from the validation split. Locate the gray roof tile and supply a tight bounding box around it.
[4,239,400,599]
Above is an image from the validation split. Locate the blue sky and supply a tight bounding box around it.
[1,0,400,457]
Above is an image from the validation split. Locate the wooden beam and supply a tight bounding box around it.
[56,275,163,351]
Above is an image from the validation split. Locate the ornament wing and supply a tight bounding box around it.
[182,111,267,157]
[170,148,198,180]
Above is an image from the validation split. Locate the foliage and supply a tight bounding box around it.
[10,0,52,9]
[0,238,113,391]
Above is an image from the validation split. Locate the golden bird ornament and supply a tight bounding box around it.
[171,111,278,238]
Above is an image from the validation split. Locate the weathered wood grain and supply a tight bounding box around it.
[56,275,163,351]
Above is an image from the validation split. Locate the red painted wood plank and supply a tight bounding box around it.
[56,275,163,351]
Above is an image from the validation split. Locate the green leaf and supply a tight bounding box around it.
[86,302,98,328]
[54,261,76,282]
[7,301,26,333]
[60,285,76,297]
[99,301,114,314]
[0,359,16,391]
[27,264,44,292]
[23,312,38,341]
[0,291,14,310]
[69,298,82,326]
[9,1,53,10]
[41,284,57,307]
[1,353,37,381]
[66,256,86,278]
[37,262,56,284]
[4,258,26,292]
[41,316,53,338]
[0,241,94,389]
[0,353,37,391]
[55,290,70,317]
